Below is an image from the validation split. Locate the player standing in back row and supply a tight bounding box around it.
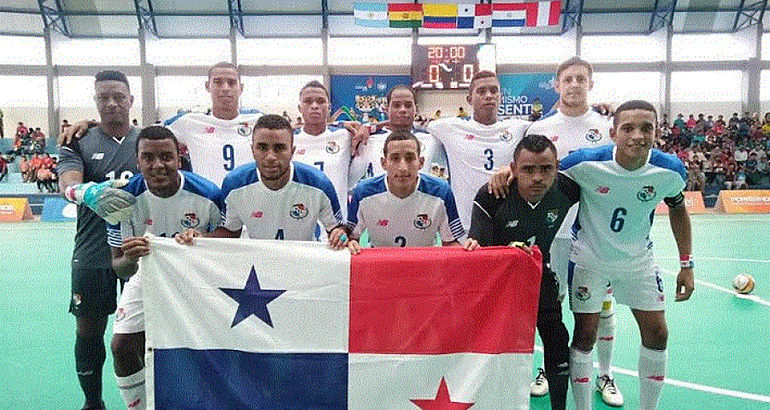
[427,70,530,233]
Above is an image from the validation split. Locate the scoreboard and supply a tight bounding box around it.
[411,44,496,90]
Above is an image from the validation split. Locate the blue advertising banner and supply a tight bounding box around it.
[497,73,558,119]
[329,75,412,123]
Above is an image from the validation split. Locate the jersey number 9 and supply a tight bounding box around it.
[223,144,235,171]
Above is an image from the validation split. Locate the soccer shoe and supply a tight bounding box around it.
[596,375,624,407]
[530,367,549,397]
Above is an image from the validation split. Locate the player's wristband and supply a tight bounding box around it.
[679,254,694,269]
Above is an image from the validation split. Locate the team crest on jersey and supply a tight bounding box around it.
[546,210,559,226]
[413,214,431,229]
[181,213,200,229]
[465,134,475,140]
[290,204,308,219]
[550,135,559,142]
[576,286,591,301]
[251,211,263,218]
[237,122,251,137]
[596,186,610,194]
[499,130,513,142]
[205,126,215,134]
[326,141,340,154]
[636,186,657,202]
[585,129,602,143]
[377,219,389,226]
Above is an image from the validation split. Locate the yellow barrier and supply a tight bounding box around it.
[0,198,34,222]
[714,190,770,214]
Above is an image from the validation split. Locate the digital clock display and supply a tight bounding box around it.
[411,44,495,90]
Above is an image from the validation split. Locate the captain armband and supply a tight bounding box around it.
[663,192,684,208]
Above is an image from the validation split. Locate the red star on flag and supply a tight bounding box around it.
[410,377,474,409]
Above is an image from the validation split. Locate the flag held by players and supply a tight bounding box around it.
[142,238,542,408]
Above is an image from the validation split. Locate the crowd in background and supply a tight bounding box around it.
[656,111,770,191]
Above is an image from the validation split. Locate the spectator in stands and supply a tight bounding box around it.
[745,152,759,185]
[0,155,7,182]
[686,114,696,129]
[674,113,686,130]
[16,122,27,140]
[61,119,71,135]
[735,146,748,167]
[706,115,714,129]
[33,128,46,153]
[0,108,4,139]
[728,113,741,131]
[19,155,29,182]
[131,118,139,127]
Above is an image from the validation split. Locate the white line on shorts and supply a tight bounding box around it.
[659,268,770,307]
[533,346,770,403]
[658,256,770,264]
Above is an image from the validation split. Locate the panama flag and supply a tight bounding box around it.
[457,4,493,29]
[142,238,542,409]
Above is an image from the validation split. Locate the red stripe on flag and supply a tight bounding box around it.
[549,1,562,25]
[475,3,492,16]
[524,2,538,26]
[423,22,457,29]
[388,3,422,12]
[349,246,542,355]
[492,2,528,11]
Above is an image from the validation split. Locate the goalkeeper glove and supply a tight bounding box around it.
[64,180,137,224]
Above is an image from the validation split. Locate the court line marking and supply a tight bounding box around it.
[659,268,770,307]
[658,256,770,264]
[533,346,770,403]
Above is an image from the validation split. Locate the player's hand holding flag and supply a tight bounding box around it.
[64,179,137,224]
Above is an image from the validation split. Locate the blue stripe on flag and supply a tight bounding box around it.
[492,19,526,27]
[354,17,388,28]
[354,2,387,12]
[457,16,474,28]
[424,16,457,24]
[154,349,348,408]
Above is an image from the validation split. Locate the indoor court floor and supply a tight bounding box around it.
[1,214,768,409]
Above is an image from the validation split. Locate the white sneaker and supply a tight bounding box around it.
[596,375,624,407]
[530,367,549,397]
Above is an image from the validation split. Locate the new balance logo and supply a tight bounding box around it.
[506,220,518,228]
[128,399,142,408]
[646,375,665,381]
[91,153,104,160]
[251,211,263,218]
[598,336,614,341]
[573,377,590,383]
[377,219,388,226]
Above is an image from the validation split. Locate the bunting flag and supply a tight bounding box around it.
[388,3,423,28]
[353,2,561,29]
[458,4,493,29]
[142,238,543,409]
[353,2,389,27]
[423,3,458,29]
[493,1,561,27]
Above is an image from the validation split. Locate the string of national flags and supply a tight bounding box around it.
[354,1,562,29]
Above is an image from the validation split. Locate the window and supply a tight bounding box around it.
[0,36,46,65]
[581,35,665,63]
[671,71,742,102]
[493,36,574,64]
[672,34,752,61]
[147,39,231,66]
[0,76,48,107]
[592,72,661,104]
[328,37,412,65]
[237,38,323,66]
[52,38,140,66]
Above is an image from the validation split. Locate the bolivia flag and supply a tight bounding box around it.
[143,238,542,408]
[388,3,423,28]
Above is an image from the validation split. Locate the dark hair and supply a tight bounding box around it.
[514,134,557,161]
[253,114,294,143]
[613,100,658,128]
[135,125,180,153]
[556,57,593,79]
[383,129,421,156]
[300,80,330,100]
[386,84,416,105]
[207,61,240,80]
[95,70,130,92]
[469,70,497,94]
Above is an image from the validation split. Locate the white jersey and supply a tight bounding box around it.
[348,173,464,248]
[107,171,222,247]
[219,161,343,240]
[560,145,686,272]
[427,116,530,231]
[349,128,442,189]
[164,109,263,186]
[528,109,613,239]
[293,125,351,220]
[527,109,612,160]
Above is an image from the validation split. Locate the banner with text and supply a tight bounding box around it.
[715,190,770,214]
[330,75,412,123]
[497,73,558,119]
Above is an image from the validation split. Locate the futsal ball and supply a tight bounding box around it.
[732,274,755,294]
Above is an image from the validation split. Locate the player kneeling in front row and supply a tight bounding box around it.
[176,114,348,248]
[347,129,464,253]
[561,100,694,410]
[109,126,224,410]
[464,134,576,410]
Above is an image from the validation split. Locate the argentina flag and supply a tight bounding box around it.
[141,238,542,409]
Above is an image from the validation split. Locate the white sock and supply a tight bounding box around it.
[596,301,616,378]
[638,346,667,410]
[570,347,593,410]
[116,367,146,409]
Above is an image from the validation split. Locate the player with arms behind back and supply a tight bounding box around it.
[561,100,694,410]
[347,129,463,253]
[108,126,222,410]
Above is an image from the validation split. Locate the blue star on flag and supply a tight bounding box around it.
[220,266,286,328]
